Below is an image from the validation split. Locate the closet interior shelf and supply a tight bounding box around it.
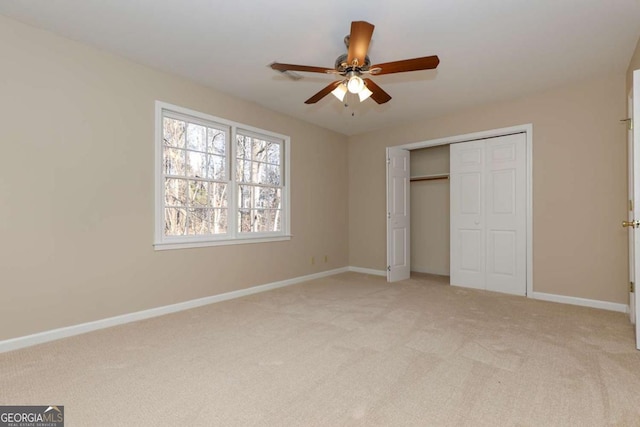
[410,173,450,182]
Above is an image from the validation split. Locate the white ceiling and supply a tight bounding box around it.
[2,0,640,136]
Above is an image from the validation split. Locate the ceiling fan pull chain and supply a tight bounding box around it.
[343,95,355,117]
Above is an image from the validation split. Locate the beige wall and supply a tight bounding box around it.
[410,146,450,275]
[0,16,349,341]
[349,73,628,304]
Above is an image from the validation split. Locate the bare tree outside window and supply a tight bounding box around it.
[236,134,282,233]
[163,117,228,236]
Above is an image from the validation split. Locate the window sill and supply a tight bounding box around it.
[153,235,292,251]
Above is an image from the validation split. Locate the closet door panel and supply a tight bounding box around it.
[387,148,411,282]
[485,134,527,295]
[450,141,485,289]
[450,133,526,295]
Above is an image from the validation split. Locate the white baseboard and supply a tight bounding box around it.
[4,268,628,353]
[0,267,349,353]
[531,292,629,313]
[348,266,387,277]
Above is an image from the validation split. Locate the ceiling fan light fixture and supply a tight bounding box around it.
[358,85,373,102]
[331,82,348,101]
[347,75,365,94]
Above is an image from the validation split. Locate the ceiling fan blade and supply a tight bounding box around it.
[270,62,335,74]
[363,78,391,104]
[305,81,342,104]
[371,55,440,75]
[347,21,375,67]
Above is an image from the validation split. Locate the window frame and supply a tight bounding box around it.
[154,101,291,250]
[235,129,285,236]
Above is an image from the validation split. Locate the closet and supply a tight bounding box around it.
[387,126,530,295]
[404,133,526,296]
[410,145,450,277]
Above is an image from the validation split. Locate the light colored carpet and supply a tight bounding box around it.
[1,272,640,426]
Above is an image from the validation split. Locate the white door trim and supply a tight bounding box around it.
[628,91,636,326]
[388,124,533,296]
[633,69,640,349]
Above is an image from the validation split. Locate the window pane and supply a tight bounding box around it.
[239,185,281,210]
[252,138,269,162]
[238,209,251,233]
[186,123,207,152]
[236,159,252,182]
[237,135,251,159]
[252,209,281,232]
[255,187,281,209]
[189,180,209,207]
[251,161,265,184]
[165,207,187,235]
[208,182,228,208]
[238,185,251,209]
[208,128,226,155]
[238,209,281,233]
[165,178,187,206]
[266,143,281,165]
[179,208,229,235]
[187,208,208,235]
[260,163,281,186]
[186,151,207,178]
[163,118,185,148]
[206,154,226,180]
[164,148,185,176]
[210,209,228,234]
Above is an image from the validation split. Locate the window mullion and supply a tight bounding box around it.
[279,141,285,232]
[229,126,238,238]
[184,145,190,235]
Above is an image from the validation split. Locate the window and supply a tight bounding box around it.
[236,132,283,233]
[155,102,290,250]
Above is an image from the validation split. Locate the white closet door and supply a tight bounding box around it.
[485,134,527,295]
[386,147,411,282]
[450,140,485,289]
[450,134,527,295]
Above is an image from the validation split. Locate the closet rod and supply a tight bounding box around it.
[410,175,449,182]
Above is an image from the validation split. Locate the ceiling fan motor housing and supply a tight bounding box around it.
[335,53,371,73]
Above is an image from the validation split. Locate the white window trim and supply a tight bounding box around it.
[154,101,291,250]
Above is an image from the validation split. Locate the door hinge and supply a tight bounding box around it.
[387,212,391,219]
[387,158,391,165]
[631,282,635,293]
[387,265,391,272]
[630,200,634,212]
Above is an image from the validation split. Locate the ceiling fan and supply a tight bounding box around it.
[270,21,440,105]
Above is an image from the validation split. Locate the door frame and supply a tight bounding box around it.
[632,69,640,348]
[386,123,533,296]
[628,90,635,325]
